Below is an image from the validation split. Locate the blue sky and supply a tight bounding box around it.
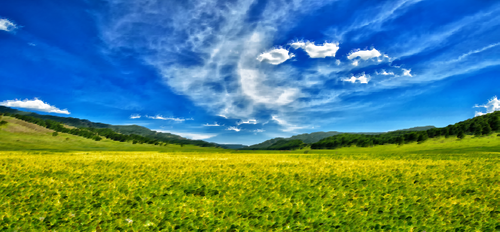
[1,0,500,145]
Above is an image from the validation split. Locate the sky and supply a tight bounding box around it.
[1,0,500,145]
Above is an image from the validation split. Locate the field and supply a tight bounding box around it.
[1,150,499,231]
[1,117,500,231]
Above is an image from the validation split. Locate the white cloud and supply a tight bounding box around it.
[271,115,307,132]
[377,69,395,75]
[352,60,359,66]
[402,68,412,77]
[203,122,221,126]
[253,129,265,133]
[0,18,17,32]
[145,115,193,122]
[0,98,70,114]
[289,41,340,58]
[474,96,500,117]
[237,119,257,125]
[347,48,382,60]
[343,73,369,84]
[335,59,341,65]
[256,48,294,65]
[227,126,241,132]
[155,130,217,140]
[130,114,141,119]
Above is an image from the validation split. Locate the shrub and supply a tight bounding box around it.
[52,132,59,136]
[0,120,7,126]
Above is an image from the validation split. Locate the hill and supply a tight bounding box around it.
[0,115,227,152]
[311,113,499,150]
[245,126,435,150]
[0,106,218,147]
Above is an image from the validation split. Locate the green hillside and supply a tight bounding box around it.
[311,111,499,150]
[0,115,226,152]
[0,106,218,147]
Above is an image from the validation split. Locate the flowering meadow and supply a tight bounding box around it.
[1,151,499,231]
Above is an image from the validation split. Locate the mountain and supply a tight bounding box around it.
[0,106,218,148]
[245,126,436,150]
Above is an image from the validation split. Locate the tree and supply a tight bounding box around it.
[483,124,492,135]
[0,120,7,126]
[489,116,500,131]
[52,132,58,136]
[396,136,404,146]
[474,127,482,137]
[417,133,428,143]
[457,130,465,139]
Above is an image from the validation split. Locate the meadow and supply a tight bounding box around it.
[1,149,499,231]
[1,116,500,231]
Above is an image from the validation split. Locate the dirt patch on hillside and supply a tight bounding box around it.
[1,117,54,134]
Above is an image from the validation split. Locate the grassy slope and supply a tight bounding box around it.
[0,116,226,153]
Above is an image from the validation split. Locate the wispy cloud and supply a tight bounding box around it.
[0,98,70,114]
[227,126,241,132]
[203,122,221,126]
[326,0,423,41]
[289,41,340,58]
[0,18,17,32]
[443,42,500,64]
[145,115,193,122]
[256,48,294,65]
[474,96,500,117]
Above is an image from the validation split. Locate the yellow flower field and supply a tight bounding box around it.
[1,151,499,231]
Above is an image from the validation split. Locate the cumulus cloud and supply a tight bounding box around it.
[0,98,70,114]
[474,96,500,117]
[377,69,395,75]
[402,68,412,77]
[342,72,371,84]
[256,48,294,65]
[289,41,340,58]
[347,48,382,60]
[0,18,17,32]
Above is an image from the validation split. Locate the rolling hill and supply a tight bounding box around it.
[0,115,227,152]
[0,106,218,147]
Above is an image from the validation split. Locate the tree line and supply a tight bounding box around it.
[311,111,500,149]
